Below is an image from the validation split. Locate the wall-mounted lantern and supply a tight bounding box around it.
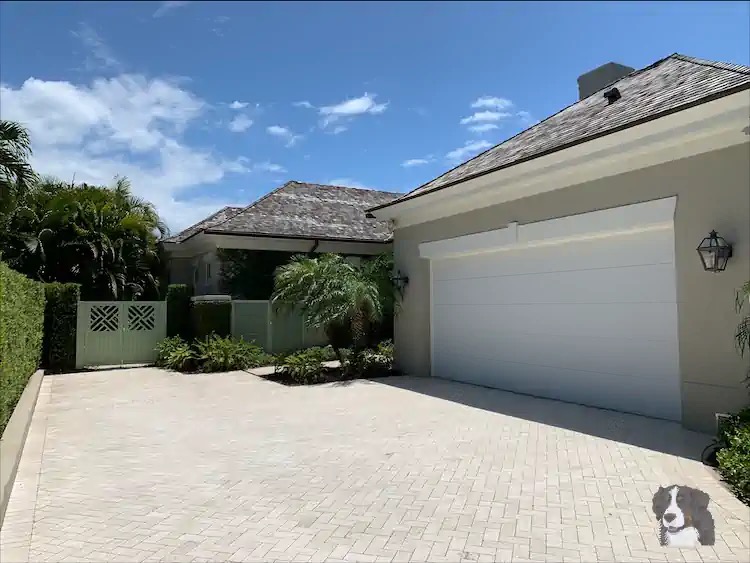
[696,230,733,273]
[390,270,409,293]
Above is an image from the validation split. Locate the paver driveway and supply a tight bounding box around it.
[1,368,748,563]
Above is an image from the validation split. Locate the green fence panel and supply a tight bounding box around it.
[76,301,166,368]
[231,301,270,350]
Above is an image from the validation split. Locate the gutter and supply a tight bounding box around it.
[367,82,750,214]
[181,228,392,245]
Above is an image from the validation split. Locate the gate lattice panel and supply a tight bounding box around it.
[76,301,166,368]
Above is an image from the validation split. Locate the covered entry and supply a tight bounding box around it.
[421,198,682,421]
[76,301,167,368]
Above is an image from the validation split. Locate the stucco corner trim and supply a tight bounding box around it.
[419,196,677,260]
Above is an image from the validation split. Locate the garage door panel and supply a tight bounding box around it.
[430,223,681,421]
[434,302,678,342]
[434,263,676,306]
[432,229,675,282]
[434,352,681,420]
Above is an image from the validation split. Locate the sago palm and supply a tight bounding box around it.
[272,253,395,354]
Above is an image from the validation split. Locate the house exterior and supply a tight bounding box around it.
[163,181,399,297]
[370,54,750,432]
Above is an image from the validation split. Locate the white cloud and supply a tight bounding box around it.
[153,1,189,18]
[468,123,499,134]
[0,75,249,231]
[517,110,539,125]
[446,140,492,162]
[328,178,371,190]
[330,126,347,135]
[229,100,248,109]
[319,93,387,127]
[71,23,122,72]
[460,111,511,125]
[471,96,513,111]
[252,162,286,174]
[266,125,301,147]
[401,157,432,168]
[228,114,253,133]
[293,100,314,109]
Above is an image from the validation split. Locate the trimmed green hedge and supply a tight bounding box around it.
[42,283,80,373]
[191,300,231,340]
[166,284,192,339]
[0,263,45,434]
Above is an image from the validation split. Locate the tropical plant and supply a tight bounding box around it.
[0,120,36,220]
[272,253,397,356]
[193,334,269,372]
[1,176,167,299]
[277,347,332,384]
[737,280,750,387]
[155,336,196,372]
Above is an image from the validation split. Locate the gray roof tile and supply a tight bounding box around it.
[164,206,244,243]
[375,54,750,208]
[177,181,400,243]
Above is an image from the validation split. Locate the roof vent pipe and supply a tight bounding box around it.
[577,62,634,100]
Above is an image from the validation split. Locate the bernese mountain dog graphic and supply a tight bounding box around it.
[652,485,715,547]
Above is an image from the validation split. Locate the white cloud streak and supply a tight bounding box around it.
[229,100,248,109]
[401,157,433,168]
[446,140,492,162]
[468,123,499,134]
[228,114,253,132]
[153,1,190,18]
[266,125,301,147]
[71,22,122,72]
[471,96,514,110]
[319,93,387,128]
[460,111,512,125]
[327,177,372,190]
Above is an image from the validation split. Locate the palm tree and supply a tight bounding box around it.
[272,253,397,355]
[737,281,750,386]
[0,120,36,224]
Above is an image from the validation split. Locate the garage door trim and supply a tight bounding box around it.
[419,196,676,260]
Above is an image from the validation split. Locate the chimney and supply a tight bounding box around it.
[577,62,634,100]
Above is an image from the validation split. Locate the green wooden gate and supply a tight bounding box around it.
[76,301,167,368]
[232,301,327,354]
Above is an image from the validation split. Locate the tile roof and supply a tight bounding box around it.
[164,206,243,243]
[373,54,750,209]
[175,181,401,244]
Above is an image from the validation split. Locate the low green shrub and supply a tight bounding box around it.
[154,334,272,373]
[344,341,394,378]
[717,419,750,505]
[0,263,45,434]
[194,334,267,372]
[166,284,192,339]
[191,300,231,339]
[42,282,80,372]
[278,347,331,384]
[155,336,196,372]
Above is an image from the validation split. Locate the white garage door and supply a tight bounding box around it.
[427,200,682,421]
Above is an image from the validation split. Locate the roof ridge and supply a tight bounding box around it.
[306,181,403,196]
[671,53,750,75]
[210,181,296,230]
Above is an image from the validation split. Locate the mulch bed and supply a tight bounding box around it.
[256,367,398,386]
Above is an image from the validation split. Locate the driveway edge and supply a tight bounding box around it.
[0,369,44,527]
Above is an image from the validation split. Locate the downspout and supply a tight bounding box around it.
[309,239,320,254]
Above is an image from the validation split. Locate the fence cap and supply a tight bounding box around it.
[190,294,232,302]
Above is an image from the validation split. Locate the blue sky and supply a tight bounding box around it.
[1,1,748,231]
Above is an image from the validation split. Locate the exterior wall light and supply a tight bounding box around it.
[697,230,733,273]
[390,270,409,293]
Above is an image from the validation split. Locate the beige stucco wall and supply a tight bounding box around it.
[393,143,750,432]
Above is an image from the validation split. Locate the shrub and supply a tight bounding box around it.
[0,263,45,434]
[191,300,231,340]
[717,422,750,505]
[194,334,268,372]
[42,282,80,372]
[166,284,192,339]
[155,336,196,372]
[278,347,331,384]
[343,341,394,379]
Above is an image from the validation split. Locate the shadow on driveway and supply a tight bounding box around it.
[374,375,713,461]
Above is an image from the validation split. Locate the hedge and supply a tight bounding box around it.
[191,300,231,340]
[0,263,45,435]
[166,284,192,339]
[42,283,80,373]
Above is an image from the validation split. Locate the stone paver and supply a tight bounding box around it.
[1,368,748,562]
